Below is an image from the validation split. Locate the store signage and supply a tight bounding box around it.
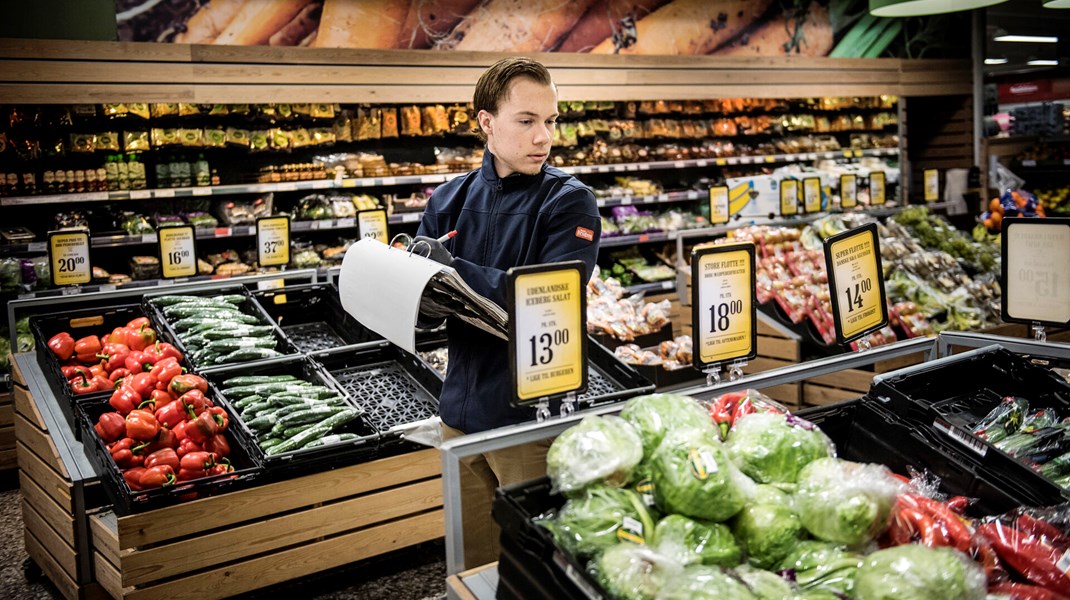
[924,169,939,203]
[869,172,886,205]
[507,262,587,405]
[48,229,92,286]
[780,179,799,216]
[1001,218,1070,327]
[997,80,1055,104]
[803,177,822,214]
[158,225,197,278]
[823,224,888,344]
[257,216,290,267]
[708,186,730,225]
[841,174,858,209]
[691,242,757,369]
[357,209,389,244]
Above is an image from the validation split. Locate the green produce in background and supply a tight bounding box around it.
[794,458,902,546]
[655,564,757,600]
[777,540,864,596]
[619,393,716,460]
[546,415,643,494]
[541,485,654,559]
[725,413,833,484]
[733,566,793,600]
[731,485,804,569]
[853,545,986,600]
[650,427,752,523]
[652,514,741,568]
[592,544,680,600]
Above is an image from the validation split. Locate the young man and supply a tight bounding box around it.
[413,57,601,567]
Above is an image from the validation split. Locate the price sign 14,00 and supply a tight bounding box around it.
[822,223,888,344]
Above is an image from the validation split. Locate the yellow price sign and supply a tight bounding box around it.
[1001,219,1070,327]
[780,179,799,216]
[715,158,727,166]
[803,177,822,214]
[158,226,197,278]
[823,224,888,344]
[508,263,587,404]
[691,243,757,368]
[257,216,290,267]
[48,230,92,286]
[869,171,886,205]
[357,209,389,244]
[708,186,729,225]
[841,174,858,209]
[924,169,939,202]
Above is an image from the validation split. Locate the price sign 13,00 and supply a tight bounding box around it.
[691,242,757,369]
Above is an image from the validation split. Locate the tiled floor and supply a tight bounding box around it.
[0,473,447,599]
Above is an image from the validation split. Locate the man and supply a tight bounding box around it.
[413,57,601,567]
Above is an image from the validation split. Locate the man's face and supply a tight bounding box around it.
[479,77,559,178]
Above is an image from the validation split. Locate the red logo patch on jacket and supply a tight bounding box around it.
[575,226,594,242]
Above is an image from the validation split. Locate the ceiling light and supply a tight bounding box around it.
[869,0,1007,17]
[984,58,1009,65]
[994,34,1059,43]
[1026,59,1059,65]
[1043,0,1070,8]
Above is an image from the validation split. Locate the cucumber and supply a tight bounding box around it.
[303,433,361,449]
[270,406,347,434]
[172,315,260,330]
[164,305,247,319]
[266,409,360,455]
[240,400,275,418]
[269,400,346,421]
[216,348,283,364]
[259,438,284,451]
[223,374,299,387]
[151,294,244,306]
[205,337,277,353]
[222,382,312,397]
[232,394,264,410]
[246,412,282,432]
[188,321,256,336]
[280,423,318,439]
[203,327,275,340]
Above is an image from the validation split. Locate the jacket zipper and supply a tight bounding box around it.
[482,180,503,266]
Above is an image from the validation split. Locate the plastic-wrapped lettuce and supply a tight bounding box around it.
[652,514,741,567]
[593,545,682,600]
[794,458,903,545]
[734,566,794,600]
[651,427,754,522]
[854,545,986,600]
[547,415,643,493]
[777,541,864,596]
[725,413,834,484]
[541,484,655,559]
[619,393,714,459]
[655,565,758,600]
[731,485,803,569]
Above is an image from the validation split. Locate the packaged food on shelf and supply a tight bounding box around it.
[214,193,273,225]
[587,267,672,344]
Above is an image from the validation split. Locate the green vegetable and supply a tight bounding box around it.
[303,433,361,448]
[650,427,751,523]
[777,541,863,596]
[853,545,986,600]
[725,413,833,484]
[655,565,757,600]
[205,337,277,353]
[223,375,299,387]
[541,484,654,559]
[16,332,33,353]
[215,347,284,363]
[731,486,803,569]
[794,458,901,546]
[619,393,715,460]
[593,545,682,600]
[266,408,360,455]
[652,514,740,568]
[733,566,793,600]
[271,406,347,433]
[546,415,643,494]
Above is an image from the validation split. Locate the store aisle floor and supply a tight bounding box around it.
[0,474,447,599]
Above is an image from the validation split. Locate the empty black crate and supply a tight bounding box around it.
[205,356,379,478]
[251,283,380,353]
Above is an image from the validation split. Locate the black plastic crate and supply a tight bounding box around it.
[315,343,441,439]
[869,345,1070,501]
[74,395,262,515]
[205,356,379,478]
[251,283,380,353]
[143,286,298,372]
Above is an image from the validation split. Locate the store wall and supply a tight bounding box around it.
[0,0,117,41]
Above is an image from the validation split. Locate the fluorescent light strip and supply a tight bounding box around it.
[994,34,1059,43]
[1027,59,1059,65]
[984,58,1009,64]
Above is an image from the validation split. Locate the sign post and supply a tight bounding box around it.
[708,185,730,225]
[1000,218,1070,341]
[822,224,889,349]
[357,209,389,244]
[48,229,92,287]
[840,174,857,210]
[690,242,757,384]
[869,172,886,206]
[158,225,197,279]
[780,179,799,216]
[257,216,291,267]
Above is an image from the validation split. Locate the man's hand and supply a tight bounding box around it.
[412,235,453,266]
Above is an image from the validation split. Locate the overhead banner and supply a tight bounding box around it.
[116,0,969,59]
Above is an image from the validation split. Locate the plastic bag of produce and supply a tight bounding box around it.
[655,564,757,600]
[725,412,834,484]
[776,540,863,596]
[794,458,904,546]
[591,545,681,600]
[546,415,643,494]
[619,393,714,460]
[731,485,803,569]
[652,514,741,568]
[854,545,985,600]
[539,484,654,559]
[975,512,1070,595]
[651,427,754,522]
[733,565,793,600]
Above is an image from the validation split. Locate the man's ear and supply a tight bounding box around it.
[477,110,493,137]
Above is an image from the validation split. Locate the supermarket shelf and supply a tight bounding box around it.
[0,148,899,207]
[600,231,678,247]
[623,280,676,295]
[388,212,427,225]
[9,268,322,300]
[596,190,701,208]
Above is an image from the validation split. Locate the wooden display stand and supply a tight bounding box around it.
[0,384,15,472]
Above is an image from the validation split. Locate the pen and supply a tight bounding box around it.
[437,230,458,243]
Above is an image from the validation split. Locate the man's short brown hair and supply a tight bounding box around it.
[472,57,553,141]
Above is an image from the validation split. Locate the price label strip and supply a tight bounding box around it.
[48,229,92,286]
[924,169,939,203]
[780,179,799,216]
[708,185,730,226]
[257,215,291,267]
[357,209,389,244]
[840,174,858,209]
[507,262,588,407]
[803,177,822,214]
[1000,218,1070,327]
[822,223,889,345]
[869,171,886,205]
[690,242,757,369]
[157,225,197,278]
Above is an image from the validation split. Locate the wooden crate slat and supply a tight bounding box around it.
[0,448,16,470]
[757,335,800,361]
[0,423,17,449]
[121,477,443,587]
[24,528,79,600]
[14,385,47,431]
[803,384,862,407]
[93,551,124,600]
[0,38,193,62]
[874,352,925,374]
[117,448,439,546]
[14,413,68,478]
[10,357,27,387]
[123,509,443,600]
[89,512,121,569]
[0,404,13,427]
[805,369,874,393]
[19,471,75,544]
[16,441,73,512]
[0,390,12,406]
[21,499,77,581]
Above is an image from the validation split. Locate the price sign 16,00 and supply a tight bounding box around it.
[158,226,197,278]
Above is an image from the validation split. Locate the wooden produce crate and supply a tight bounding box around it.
[90,448,444,600]
[800,351,927,409]
[0,386,15,472]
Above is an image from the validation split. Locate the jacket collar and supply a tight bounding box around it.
[479,149,546,187]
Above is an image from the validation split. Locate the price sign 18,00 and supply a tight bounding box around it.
[257,216,290,267]
[690,242,757,369]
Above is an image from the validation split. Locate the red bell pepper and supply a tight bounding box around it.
[177,467,206,481]
[125,323,157,352]
[108,368,131,384]
[97,342,130,372]
[143,448,180,471]
[124,372,157,398]
[74,335,102,363]
[180,450,217,471]
[110,438,149,469]
[203,433,231,458]
[126,316,151,330]
[88,363,107,379]
[109,387,142,415]
[180,389,209,419]
[69,373,96,395]
[89,374,113,393]
[104,326,128,345]
[147,341,182,363]
[154,400,187,429]
[207,461,234,477]
[94,412,126,443]
[125,409,160,441]
[123,466,147,491]
[173,420,190,442]
[149,426,178,452]
[61,364,90,380]
[139,465,176,489]
[124,351,154,375]
[169,374,208,397]
[176,437,201,457]
[150,357,183,389]
[47,332,75,361]
[186,407,228,444]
